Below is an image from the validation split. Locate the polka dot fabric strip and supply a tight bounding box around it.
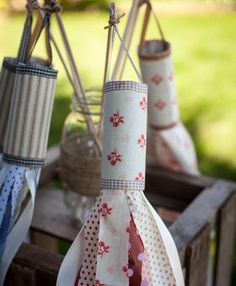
[127,191,176,286]
[58,189,184,286]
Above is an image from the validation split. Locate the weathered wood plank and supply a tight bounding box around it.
[5,243,63,286]
[214,193,236,286]
[32,188,79,242]
[184,225,211,286]
[146,166,214,203]
[169,180,236,253]
[31,232,59,253]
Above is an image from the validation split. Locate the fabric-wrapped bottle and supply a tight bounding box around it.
[0,2,37,167]
[0,3,58,284]
[57,3,184,285]
[138,2,199,175]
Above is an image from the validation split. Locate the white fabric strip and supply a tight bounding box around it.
[147,124,199,175]
[56,226,86,286]
[0,168,39,286]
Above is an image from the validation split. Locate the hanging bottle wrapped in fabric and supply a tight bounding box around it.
[0,1,58,284]
[0,1,38,167]
[57,3,184,285]
[138,2,199,174]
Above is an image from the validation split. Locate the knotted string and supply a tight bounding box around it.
[104,2,142,83]
[98,2,143,139]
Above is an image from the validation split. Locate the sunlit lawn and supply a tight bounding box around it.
[1,9,235,180]
[0,7,236,284]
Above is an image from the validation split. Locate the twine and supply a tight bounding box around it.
[60,133,101,197]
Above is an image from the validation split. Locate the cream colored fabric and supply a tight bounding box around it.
[139,40,199,174]
[0,61,15,149]
[4,72,56,160]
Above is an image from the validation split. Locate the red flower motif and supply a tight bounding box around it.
[97,241,110,257]
[98,202,112,219]
[109,111,124,127]
[137,134,146,149]
[135,172,144,181]
[155,100,166,110]
[151,74,163,85]
[139,97,147,110]
[107,149,122,166]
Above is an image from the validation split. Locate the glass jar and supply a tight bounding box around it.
[60,89,102,227]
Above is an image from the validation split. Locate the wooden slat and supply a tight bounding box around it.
[184,225,211,286]
[5,243,63,286]
[32,188,79,242]
[214,193,236,286]
[169,180,236,253]
[146,166,214,203]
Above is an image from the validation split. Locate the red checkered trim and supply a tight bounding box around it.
[104,81,148,94]
[100,179,144,191]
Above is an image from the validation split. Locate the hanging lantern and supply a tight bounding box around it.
[138,2,198,175]
[57,4,184,285]
[0,1,34,167]
[0,2,58,284]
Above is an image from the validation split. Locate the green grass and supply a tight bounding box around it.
[1,10,235,180]
[0,8,236,284]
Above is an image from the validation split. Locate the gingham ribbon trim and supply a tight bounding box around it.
[3,153,44,168]
[100,179,144,191]
[104,81,148,94]
[3,58,58,79]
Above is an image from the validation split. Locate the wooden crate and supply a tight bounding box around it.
[4,146,236,286]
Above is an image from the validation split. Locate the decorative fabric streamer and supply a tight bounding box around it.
[57,80,184,286]
[57,4,184,285]
[0,3,58,284]
[138,3,199,175]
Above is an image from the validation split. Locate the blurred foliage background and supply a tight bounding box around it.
[0,0,236,284]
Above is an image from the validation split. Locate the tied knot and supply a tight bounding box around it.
[104,2,125,29]
[27,0,62,14]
